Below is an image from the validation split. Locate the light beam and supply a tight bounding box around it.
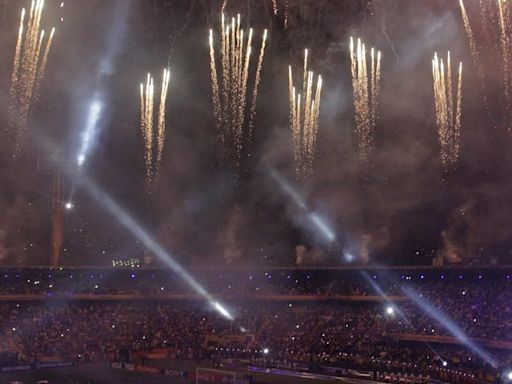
[77,174,234,321]
[402,285,497,367]
[269,167,336,243]
[77,97,103,167]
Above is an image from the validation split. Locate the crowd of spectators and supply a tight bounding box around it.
[0,267,510,382]
[0,267,509,297]
[0,302,506,379]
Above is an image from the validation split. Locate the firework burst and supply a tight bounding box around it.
[432,52,463,171]
[459,0,512,129]
[209,14,268,168]
[140,69,171,186]
[288,49,323,181]
[497,0,512,119]
[349,37,381,174]
[9,0,55,153]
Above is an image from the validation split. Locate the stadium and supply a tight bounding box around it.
[1,0,512,383]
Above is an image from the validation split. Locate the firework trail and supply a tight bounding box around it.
[479,0,498,50]
[456,62,463,156]
[284,0,289,29]
[248,29,267,141]
[140,69,170,186]
[141,74,154,184]
[497,0,512,123]
[349,37,382,174]
[157,68,171,172]
[288,49,323,181]
[34,27,55,100]
[10,8,26,108]
[221,0,228,13]
[459,0,486,99]
[432,52,463,171]
[458,0,511,128]
[209,29,222,141]
[209,14,268,167]
[370,47,381,130]
[9,0,55,153]
[272,0,278,15]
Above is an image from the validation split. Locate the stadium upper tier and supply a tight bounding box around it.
[0,265,509,297]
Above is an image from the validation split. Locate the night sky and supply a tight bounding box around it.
[0,0,512,267]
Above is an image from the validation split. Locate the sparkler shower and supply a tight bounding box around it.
[497,0,512,124]
[9,0,55,153]
[288,49,323,181]
[459,0,511,129]
[139,69,171,185]
[209,14,268,167]
[432,52,463,171]
[349,37,381,174]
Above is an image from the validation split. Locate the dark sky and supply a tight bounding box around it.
[0,0,511,267]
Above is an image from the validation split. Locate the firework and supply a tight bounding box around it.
[497,0,512,118]
[221,0,228,13]
[9,0,55,152]
[248,29,267,140]
[209,30,222,140]
[157,68,171,172]
[141,74,154,184]
[349,37,381,174]
[288,49,323,181]
[284,0,289,29]
[209,14,268,167]
[459,0,512,129]
[10,8,25,105]
[140,69,170,186]
[432,52,463,171]
[459,0,489,114]
[479,0,498,49]
[35,27,55,100]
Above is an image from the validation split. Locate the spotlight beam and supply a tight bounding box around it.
[362,272,410,322]
[74,0,132,169]
[77,96,103,166]
[269,168,306,209]
[362,271,447,362]
[268,167,336,243]
[361,272,458,361]
[309,213,336,242]
[34,122,234,321]
[402,285,497,367]
[76,174,234,321]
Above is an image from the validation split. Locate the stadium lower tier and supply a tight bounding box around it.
[0,300,509,383]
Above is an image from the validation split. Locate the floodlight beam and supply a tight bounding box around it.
[79,175,234,321]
